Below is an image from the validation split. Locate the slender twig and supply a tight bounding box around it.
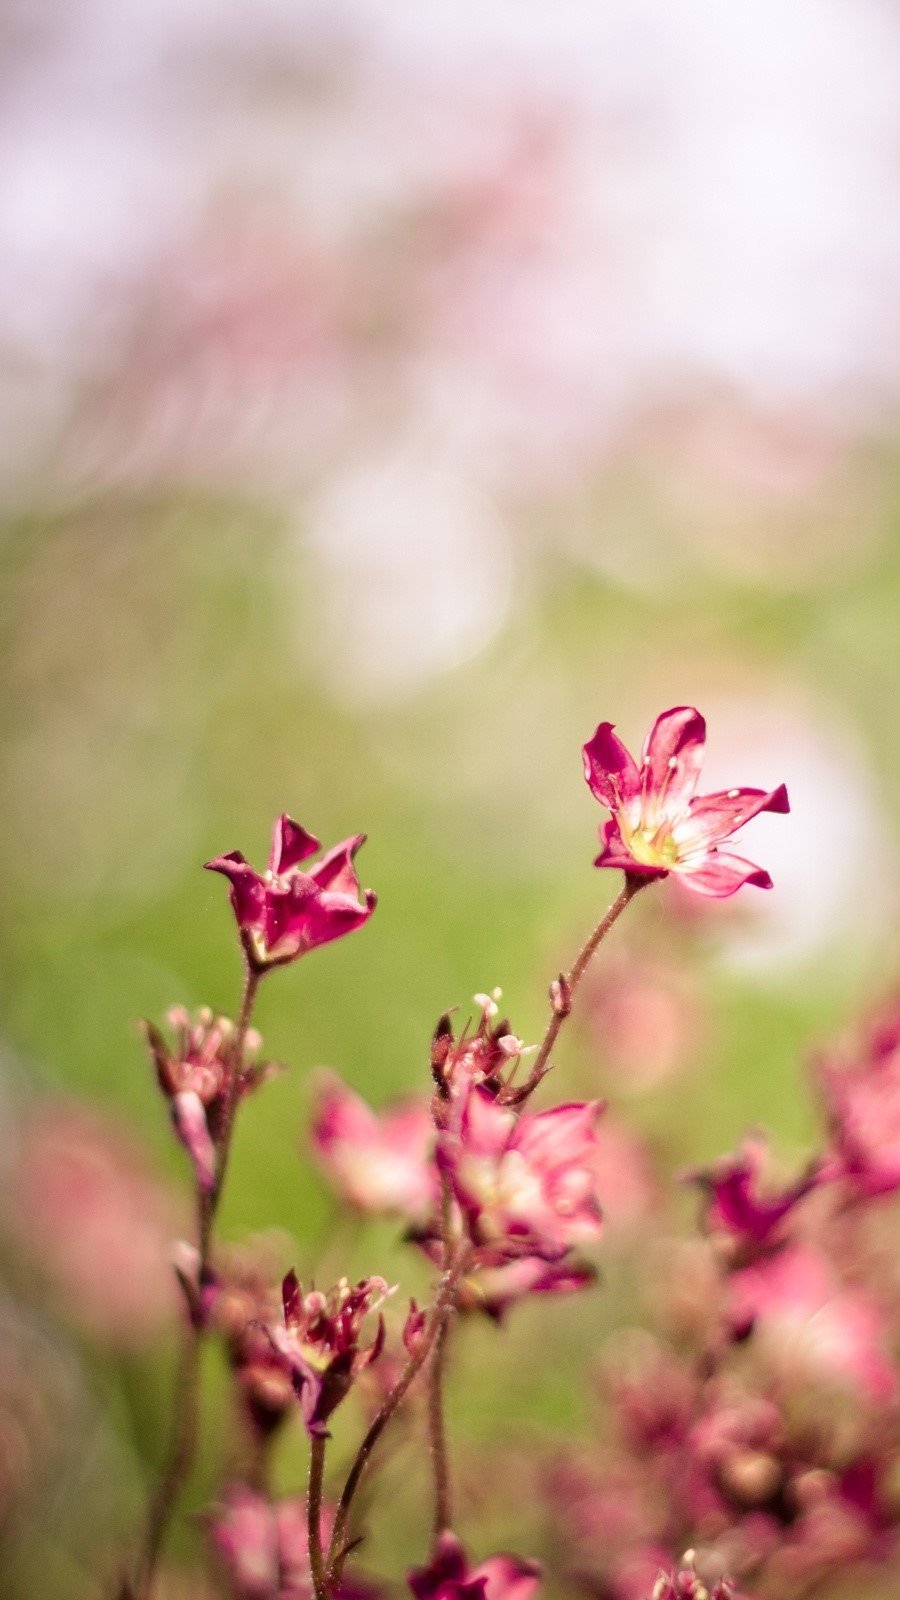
[123,962,262,1600]
[427,1171,455,1543]
[326,1247,473,1584]
[308,1435,330,1600]
[510,875,644,1105]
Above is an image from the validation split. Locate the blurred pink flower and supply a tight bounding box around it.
[206,813,376,971]
[310,1073,436,1222]
[408,1530,540,1600]
[817,1001,900,1199]
[3,1101,179,1348]
[727,1245,896,1403]
[208,1483,377,1600]
[583,707,789,897]
[690,1134,819,1256]
[588,961,703,1092]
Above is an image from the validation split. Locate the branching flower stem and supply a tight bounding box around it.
[511,874,645,1105]
[123,962,263,1600]
[427,1171,456,1545]
[326,1244,474,1587]
[308,1435,330,1600]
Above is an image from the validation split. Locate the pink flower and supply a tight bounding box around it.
[689,1135,819,1255]
[311,1074,436,1222]
[269,1272,390,1436]
[208,1484,377,1600]
[144,1007,278,1192]
[437,1088,604,1262]
[205,814,376,971]
[727,1245,896,1403]
[408,1531,540,1600]
[2,1102,180,1348]
[583,707,789,897]
[817,1004,900,1198]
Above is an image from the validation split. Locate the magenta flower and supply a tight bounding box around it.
[816,1004,900,1199]
[408,1531,540,1600]
[311,1073,436,1222]
[437,1088,604,1262]
[143,1007,277,1192]
[689,1134,819,1255]
[269,1271,390,1436]
[205,814,376,971]
[582,707,789,897]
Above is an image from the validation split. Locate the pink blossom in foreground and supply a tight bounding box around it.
[690,1134,819,1257]
[206,814,376,970]
[144,1007,278,1191]
[408,1530,540,1600]
[816,1002,900,1198]
[269,1272,390,1436]
[583,707,789,897]
[311,1073,436,1222]
[437,1088,604,1262]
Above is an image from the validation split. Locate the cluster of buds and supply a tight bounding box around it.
[143,1007,278,1193]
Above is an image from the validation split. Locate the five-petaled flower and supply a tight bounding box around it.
[408,1530,540,1600]
[269,1271,390,1437]
[206,814,377,971]
[436,1088,604,1263]
[583,706,789,897]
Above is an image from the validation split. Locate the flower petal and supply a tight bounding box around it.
[640,706,706,816]
[674,782,790,852]
[582,723,641,809]
[268,814,321,875]
[677,851,773,898]
[204,852,266,926]
[171,1091,216,1191]
[311,834,367,895]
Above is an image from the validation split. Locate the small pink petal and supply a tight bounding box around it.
[582,723,641,809]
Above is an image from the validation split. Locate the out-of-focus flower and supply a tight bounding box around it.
[2,1101,179,1348]
[208,1483,377,1600]
[144,1007,278,1192]
[587,960,704,1093]
[311,1073,436,1222]
[583,707,789,897]
[817,1002,900,1199]
[408,1530,540,1600]
[727,1245,896,1403]
[269,1272,390,1437]
[205,814,376,971]
[455,1255,596,1322]
[437,1088,604,1262]
[690,1134,819,1257]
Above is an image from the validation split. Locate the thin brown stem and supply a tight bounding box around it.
[427,1317,452,1542]
[326,1248,473,1584]
[427,1172,455,1543]
[511,875,643,1105]
[123,962,263,1600]
[308,1435,329,1600]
